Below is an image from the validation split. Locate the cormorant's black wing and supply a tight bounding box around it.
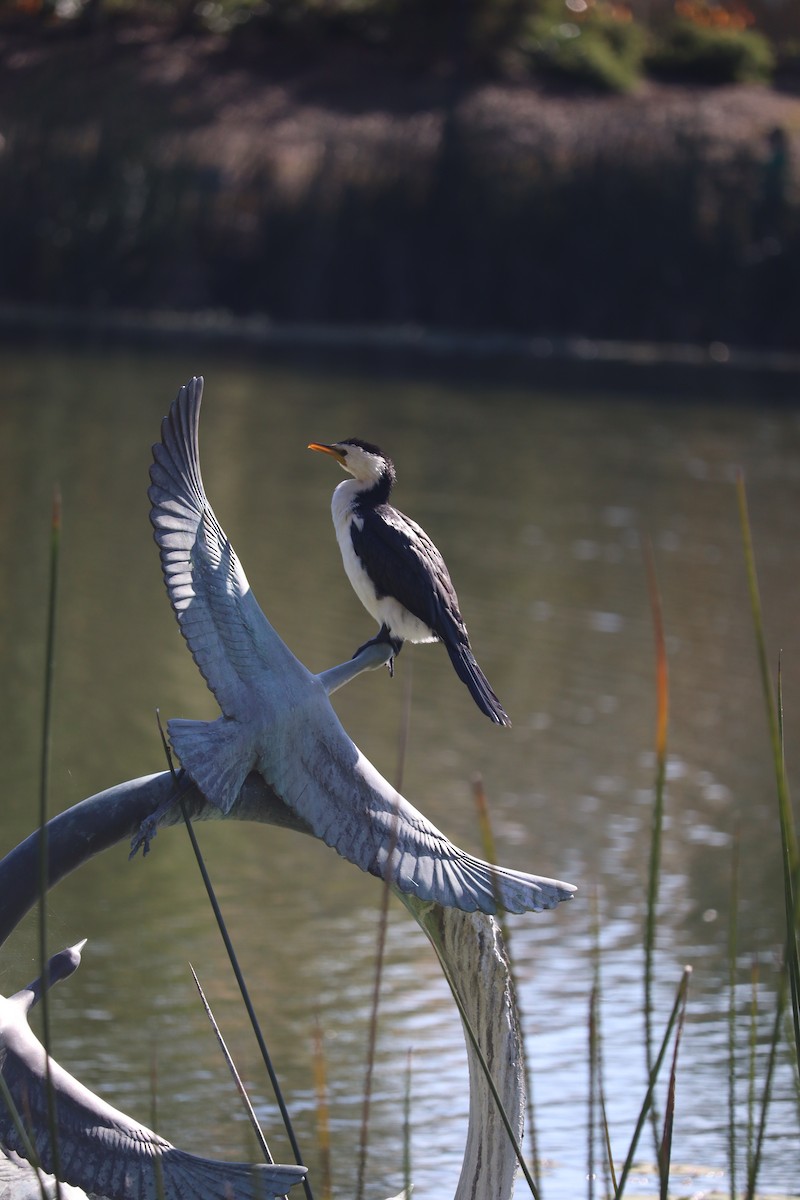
[351,504,469,642]
[351,505,511,725]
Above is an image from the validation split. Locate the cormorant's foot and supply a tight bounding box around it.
[352,627,404,676]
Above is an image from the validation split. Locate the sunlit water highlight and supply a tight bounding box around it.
[0,343,798,1198]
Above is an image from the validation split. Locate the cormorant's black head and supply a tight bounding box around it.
[308,439,395,495]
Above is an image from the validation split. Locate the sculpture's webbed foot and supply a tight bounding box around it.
[129,774,188,859]
[353,625,403,677]
[130,815,160,858]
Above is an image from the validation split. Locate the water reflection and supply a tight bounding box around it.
[0,344,798,1197]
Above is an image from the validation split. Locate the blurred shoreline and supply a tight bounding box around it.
[3,22,800,355]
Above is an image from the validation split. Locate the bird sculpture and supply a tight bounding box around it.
[149,377,575,914]
[0,940,307,1200]
[308,438,510,726]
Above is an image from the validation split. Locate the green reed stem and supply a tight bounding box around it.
[311,1018,332,1200]
[0,1071,48,1200]
[642,538,669,1179]
[746,958,758,1184]
[737,474,800,1199]
[614,966,691,1199]
[189,964,275,1163]
[737,477,800,1053]
[155,716,313,1200]
[356,872,392,1200]
[403,1049,413,1200]
[727,834,740,1200]
[658,958,689,1198]
[180,801,311,1194]
[590,892,615,1198]
[737,476,798,871]
[746,954,790,1200]
[474,775,542,1195]
[409,895,540,1199]
[38,488,62,1198]
[356,682,412,1200]
[588,981,598,1200]
[777,660,800,1058]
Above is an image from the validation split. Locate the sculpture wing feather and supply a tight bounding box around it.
[271,714,575,914]
[149,377,301,721]
[0,1008,306,1200]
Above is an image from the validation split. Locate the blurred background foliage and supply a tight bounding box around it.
[4,0,799,90]
[2,0,800,351]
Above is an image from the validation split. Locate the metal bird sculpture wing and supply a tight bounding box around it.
[148,377,576,915]
[0,942,307,1200]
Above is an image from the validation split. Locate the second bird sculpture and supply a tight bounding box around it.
[308,438,510,726]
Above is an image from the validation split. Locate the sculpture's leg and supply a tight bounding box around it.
[402,897,527,1200]
[317,640,395,695]
[352,625,403,677]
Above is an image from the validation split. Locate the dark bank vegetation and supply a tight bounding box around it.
[1,0,800,352]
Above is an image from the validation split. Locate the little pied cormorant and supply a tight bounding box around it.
[308,438,511,727]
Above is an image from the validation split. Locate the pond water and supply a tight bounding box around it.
[0,342,799,1199]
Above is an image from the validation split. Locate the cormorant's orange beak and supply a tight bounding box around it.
[308,442,347,466]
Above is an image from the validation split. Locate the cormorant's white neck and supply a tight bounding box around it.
[332,476,370,522]
[338,466,394,511]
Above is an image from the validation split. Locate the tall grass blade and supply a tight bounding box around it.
[0,1071,48,1200]
[179,802,312,1195]
[394,655,413,796]
[356,658,415,1200]
[38,487,63,1199]
[746,957,759,1184]
[613,966,692,1199]
[658,960,689,1197]
[189,963,275,1165]
[148,1046,168,1200]
[737,474,798,867]
[473,774,542,1195]
[642,538,669,1176]
[312,1017,332,1200]
[737,475,800,1057]
[599,1080,617,1197]
[776,658,800,1058]
[745,955,791,1200]
[588,982,598,1200]
[590,892,615,1198]
[414,903,540,1199]
[727,834,740,1200]
[154,716,313,1200]
[356,851,393,1200]
[403,1049,413,1200]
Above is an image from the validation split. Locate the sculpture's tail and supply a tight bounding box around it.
[168,716,253,814]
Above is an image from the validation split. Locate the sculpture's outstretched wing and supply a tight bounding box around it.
[273,725,575,913]
[150,380,576,914]
[149,377,304,723]
[0,950,307,1200]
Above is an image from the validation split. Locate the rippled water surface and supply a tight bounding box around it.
[1,344,799,1198]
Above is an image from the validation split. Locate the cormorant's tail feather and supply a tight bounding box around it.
[445,642,511,727]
